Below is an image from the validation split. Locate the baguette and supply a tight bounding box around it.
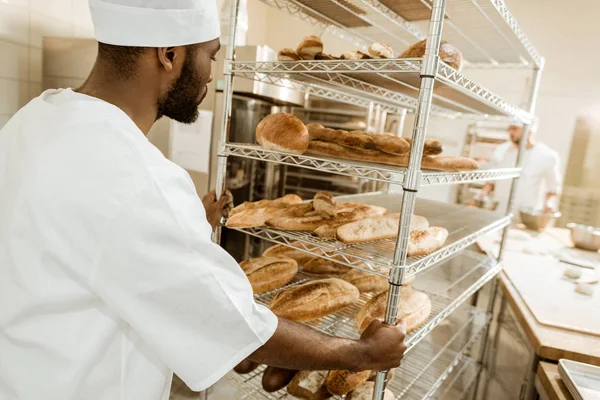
[262,366,298,392]
[306,124,376,150]
[341,50,371,60]
[226,203,313,229]
[230,194,302,216]
[270,278,359,322]
[313,204,386,239]
[336,213,429,244]
[407,227,449,257]
[340,269,388,293]
[354,287,431,333]
[326,370,371,396]
[313,191,336,218]
[287,371,331,400]
[239,256,298,293]
[262,243,320,265]
[405,137,444,156]
[347,382,395,400]
[303,257,351,275]
[365,132,410,155]
[266,214,330,231]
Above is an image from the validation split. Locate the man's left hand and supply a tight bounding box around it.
[202,189,234,231]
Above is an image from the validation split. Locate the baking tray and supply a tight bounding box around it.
[558,359,600,400]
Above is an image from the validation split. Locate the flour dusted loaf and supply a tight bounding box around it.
[400,40,463,71]
[366,132,410,155]
[313,191,337,218]
[256,113,309,154]
[347,382,395,400]
[287,370,331,400]
[340,269,388,293]
[326,370,371,396]
[405,137,444,156]
[270,278,359,321]
[226,202,312,229]
[313,203,387,239]
[278,48,302,61]
[407,227,449,257]
[303,257,351,275]
[297,35,324,60]
[230,194,302,216]
[354,286,431,333]
[262,243,319,265]
[239,256,298,293]
[336,213,429,244]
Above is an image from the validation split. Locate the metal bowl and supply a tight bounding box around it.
[567,223,600,251]
[519,209,561,231]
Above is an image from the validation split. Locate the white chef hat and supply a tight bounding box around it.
[89,0,220,47]
[509,116,539,132]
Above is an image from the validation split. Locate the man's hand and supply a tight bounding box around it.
[202,190,234,231]
[354,319,407,371]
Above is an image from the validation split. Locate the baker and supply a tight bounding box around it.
[0,1,407,399]
[480,119,562,215]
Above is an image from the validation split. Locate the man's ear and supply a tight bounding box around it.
[157,47,176,72]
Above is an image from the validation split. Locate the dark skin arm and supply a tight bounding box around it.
[202,189,234,231]
[248,317,407,372]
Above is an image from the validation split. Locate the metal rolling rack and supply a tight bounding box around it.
[212,0,544,398]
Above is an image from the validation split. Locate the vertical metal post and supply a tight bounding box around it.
[211,0,241,245]
[372,1,447,398]
[386,109,407,194]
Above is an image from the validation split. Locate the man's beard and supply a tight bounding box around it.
[511,137,520,145]
[156,48,204,124]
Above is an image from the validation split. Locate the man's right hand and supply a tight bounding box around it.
[355,319,407,371]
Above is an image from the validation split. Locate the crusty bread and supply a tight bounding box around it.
[256,113,309,154]
[297,35,323,60]
[326,370,371,396]
[315,53,338,60]
[270,278,359,321]
[313,203,385,239]
[336,213,428,244]
[278,48,302,61]
[407,227,449,257]
[306,140,478,171]
[400,40,463,71]
[230,194,303,216]
[287,371,331,400]
[267,214,330,231]
[226,203,313,229]
[405,137,444,156]
[307,124,376,150]
[262,366,298,393]
[347,382,395,400]
[313,191,337,218]
[303,257,351,275]
[341,50,371,60]
[354,287,431,333]
[240,256,298,294]
[340,269,388,293]
[262,243,320,265]
[366,132,410,155]
[368,42,394,59]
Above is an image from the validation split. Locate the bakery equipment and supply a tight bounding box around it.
[567,223,600,251]
[558,359,600,400]
[519,208,562,231]
[213,0,544,398]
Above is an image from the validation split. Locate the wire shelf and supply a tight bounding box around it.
[230,193,511,276]
[225,305,489,399]
[255,0,542,68]
[223,144,521,187]
[231,60,532,122]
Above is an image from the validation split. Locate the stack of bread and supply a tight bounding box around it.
[253,113,479,171]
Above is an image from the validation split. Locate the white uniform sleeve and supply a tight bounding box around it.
[90,163,277,391]
[544,151,562,194]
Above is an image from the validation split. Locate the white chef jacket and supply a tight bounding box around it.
[487,141,562,213]
[0,89,278,400]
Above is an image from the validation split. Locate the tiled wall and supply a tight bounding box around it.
[0,0,94,129]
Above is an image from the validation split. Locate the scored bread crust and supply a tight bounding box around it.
[302,257,351,275]
[354,287,432,333]
[226,203,313,229]
[262,243,321,265]
[341,51,371,60]
[287,370,331,400]
[239,256,298,293]
[407,227,449,257]
[256,113,309,154]
[336,213,429,244]
[405,137,444,156]
[326,370,371,396]
[270,278,360,321]
[313,191,337,218]
[365,132,410,155]
[313,204,386,239]
[230,194,302,216]
[307,124,376,150]
[277,48,302,61]
[340,269,388,293]
[297,35,324,60]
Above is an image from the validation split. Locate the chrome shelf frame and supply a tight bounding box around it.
[223,144,522,187]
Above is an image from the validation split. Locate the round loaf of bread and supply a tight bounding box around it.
[256,113,309,154]
[297,35,323,60]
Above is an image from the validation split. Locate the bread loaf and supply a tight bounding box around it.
[400,40,463,71]
[368,43,394,59]
[315,53,338,60]
[336,213,429,244]
[262,243,320,265]
[287,371,331,400]
[256,113,309,154]
[297,35,323,60]
[340,269,388,293]
[226,202,312,229]
[233,359,260,374]
[326,370,371,396]
[405,137,444,156]
[407,227,448,257]
[267,214,330,231]
[303,257,351,275]
[307,124,376,150]
[312,203,385,239]
[347,382,395,400]
[341,50,371,60]
[422,155,479,171]
[366,132,410,155]
[270,278,359,321]
[262,366,298,392]
[313,191,337,218]
[240,256,298,293]
[354,287,431,333]
[230,194,302,216]
[278,48,302,61]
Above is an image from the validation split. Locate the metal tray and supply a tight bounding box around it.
[558,359,600,400]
